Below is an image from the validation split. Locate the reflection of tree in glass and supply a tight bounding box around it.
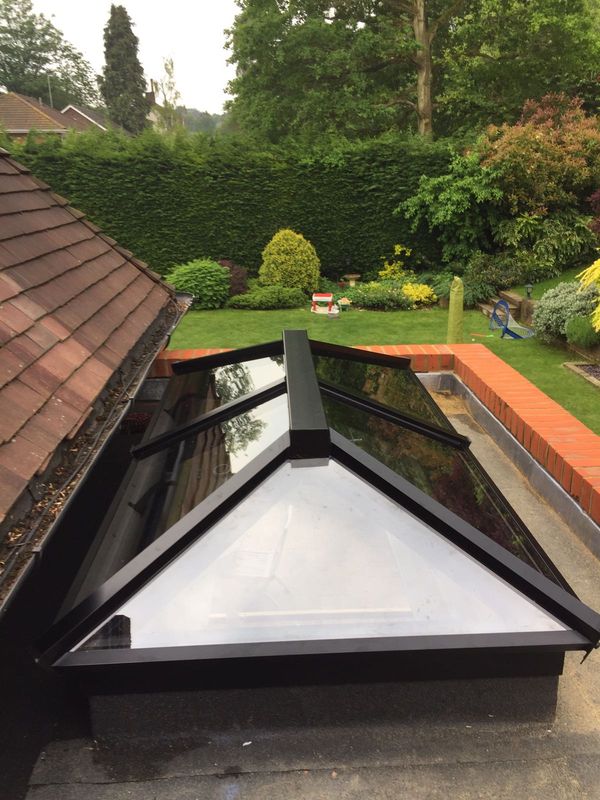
[314,356,448,428]
[324,398,554,579]
[215,363,266,455]
[215,363,256,403]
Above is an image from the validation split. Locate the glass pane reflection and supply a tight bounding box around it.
[322,397,560,584]
[132,394,289,548]
[313,355,453,430]
[162,356,286,426]
[77,462,565,652]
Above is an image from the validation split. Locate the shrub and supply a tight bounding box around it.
[259,229,320,292]
[493,211,596,280]
[343,281,413,311]
[402,283,437,306]
[217,259,249,296]
[318,276,341,293]
[165,258,230,309]
[565,316,600,349]
[378,244,412,280]
[480,95,600,216]
[464,251,524,291]
[533,282,600,342]
[400,152,503,264]
[228,285,306,310]
[578,259,600,332]
[430,270,494,308]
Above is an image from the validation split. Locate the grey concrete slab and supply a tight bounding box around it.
[24,389,600,800]
[27,758,589,800]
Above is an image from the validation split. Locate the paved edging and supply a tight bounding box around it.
[152,344,600,526]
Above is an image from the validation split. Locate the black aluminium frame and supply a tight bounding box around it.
[38,330,600,684]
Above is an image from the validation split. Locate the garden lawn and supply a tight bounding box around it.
[511,266,582,300]
[169,307,600,435]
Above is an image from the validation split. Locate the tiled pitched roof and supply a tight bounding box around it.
[61,105,109,132]
[0,93,69,133]
[0,148,175,524]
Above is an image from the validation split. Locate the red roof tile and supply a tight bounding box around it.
[0,148,175,524]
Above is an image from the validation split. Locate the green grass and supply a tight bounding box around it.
[511,266,582,300]
[169,307,600,434]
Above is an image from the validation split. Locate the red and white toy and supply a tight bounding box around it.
[311,292,338,315]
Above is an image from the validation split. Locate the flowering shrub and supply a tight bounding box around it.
[402,283,437,306]
[378,244,412,280]
[533,281,599,342]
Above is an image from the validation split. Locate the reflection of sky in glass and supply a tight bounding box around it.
[77,462,565,653]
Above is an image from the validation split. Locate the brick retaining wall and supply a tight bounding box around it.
[152,344,600,527]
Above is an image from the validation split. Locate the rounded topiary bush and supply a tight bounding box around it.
[258,229,320,292]
[533,281,599,342]
[165,258,230,309]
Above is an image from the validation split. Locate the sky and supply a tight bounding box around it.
[31,0,240,114]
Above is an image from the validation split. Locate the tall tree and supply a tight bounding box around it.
[226,0,600,142]
[100,5,148,134]
[155,57,183,131]
[226,1,467,140]
[434,0,600,135]
[0,0,98,107]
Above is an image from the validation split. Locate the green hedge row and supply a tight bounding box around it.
[17,136,452,278]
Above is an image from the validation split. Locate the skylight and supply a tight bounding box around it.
[39,331,600,686]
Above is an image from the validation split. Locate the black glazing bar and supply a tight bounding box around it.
[330,430,600,646]
[309,338,411,369]
[172,340,284,375]
[283,330,330,459]
[38,434,291,665]
[131,379,287,460]
[319,380,470,450]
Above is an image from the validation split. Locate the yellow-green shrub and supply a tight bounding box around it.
[579,259,600,332]
[402,282,437,306]
[258,229,320,292]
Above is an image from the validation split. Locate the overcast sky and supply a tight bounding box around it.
[31,0,240,113]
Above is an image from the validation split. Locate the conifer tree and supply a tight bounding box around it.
[100,4,148,134]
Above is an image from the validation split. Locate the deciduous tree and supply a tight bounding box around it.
[0,0,98,108]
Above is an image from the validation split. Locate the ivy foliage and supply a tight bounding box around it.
[11,130,452,278]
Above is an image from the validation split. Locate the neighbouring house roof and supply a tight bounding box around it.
[0,147,182,587]
[0,92,70,135]
[60,105,110,132]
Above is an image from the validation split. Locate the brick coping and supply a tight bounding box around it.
[152,344,600,527]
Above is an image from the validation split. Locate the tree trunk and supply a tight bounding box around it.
[412,0,433,137]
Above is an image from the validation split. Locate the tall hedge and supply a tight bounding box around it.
[15,134,452,278]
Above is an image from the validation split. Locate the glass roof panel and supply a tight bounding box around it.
[322,397,561,584]
[313,355,453,430]
[67,394,290,606]
[161,356,286,425]
[123,393,289,548]
[76,462,565,653]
